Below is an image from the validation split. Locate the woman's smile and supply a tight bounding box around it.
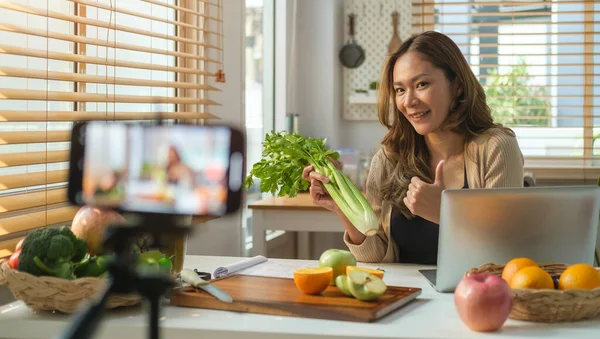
[406,110,431,122]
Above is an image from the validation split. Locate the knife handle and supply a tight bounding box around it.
[180,269,209,287]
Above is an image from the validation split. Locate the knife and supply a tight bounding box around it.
[180,269,233,303]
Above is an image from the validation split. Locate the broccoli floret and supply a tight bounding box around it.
[58,226,77,242]
[17,227,88,279]
[73,238,88,262]
[57,226,87,262]
[18,237,50,276]
[27,228,60,247]
[18,228,60,275]
[46,235,75,261]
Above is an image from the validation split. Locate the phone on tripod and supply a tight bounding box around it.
[62,121,246,339]
[68,121,245,216]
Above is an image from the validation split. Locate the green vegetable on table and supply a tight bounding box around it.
[139,250,167,262]
[18,226,88,279]
[75,255,112,278]
[137,251,173,275]
[243,131,378,236]
[157,256,173,274]
[138,257,159,274]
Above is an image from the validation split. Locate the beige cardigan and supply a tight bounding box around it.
[343,128,524,263]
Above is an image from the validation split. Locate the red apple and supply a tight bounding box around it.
[454,273,513,332]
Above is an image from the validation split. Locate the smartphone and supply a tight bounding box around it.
[68,121,245,217]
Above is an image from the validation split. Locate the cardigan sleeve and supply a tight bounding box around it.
[343,150,389,263]
[483,129,524,188]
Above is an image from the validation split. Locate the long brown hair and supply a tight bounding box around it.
[376,31,513,218]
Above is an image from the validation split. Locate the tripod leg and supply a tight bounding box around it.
[149,294,160,339]
[58,279,113,339]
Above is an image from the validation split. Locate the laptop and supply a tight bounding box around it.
[420,186,600,293]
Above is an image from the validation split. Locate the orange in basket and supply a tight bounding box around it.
[293,267,333,295]
[558,264,600,290]
[502,257,538,283]
[509,266,554,289]
[466,263,600,322]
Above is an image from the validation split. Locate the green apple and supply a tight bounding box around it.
[319,249,357,285]
[335,274,353,297]
[347,270,387,301]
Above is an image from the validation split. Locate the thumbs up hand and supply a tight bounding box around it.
[403,160,445,224]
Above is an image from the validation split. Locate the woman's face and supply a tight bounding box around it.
[392,51,457,136]
[168,147,179,163]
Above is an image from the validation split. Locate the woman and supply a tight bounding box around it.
[302,31,524,264]
[166,146,194,186]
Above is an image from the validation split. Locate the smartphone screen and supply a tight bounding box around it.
[77,122,242,216]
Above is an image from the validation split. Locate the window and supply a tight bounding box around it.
[242,0,274,253]
[413,0,600,182]
[0,0,224,259]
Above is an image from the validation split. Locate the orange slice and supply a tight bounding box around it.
[293,267,333,295]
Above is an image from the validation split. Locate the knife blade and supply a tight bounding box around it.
[196,283,233,303]
[180,269,233,303]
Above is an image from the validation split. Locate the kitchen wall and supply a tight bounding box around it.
[290,0,386,154]
[186,0,246,257]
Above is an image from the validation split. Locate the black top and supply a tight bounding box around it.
[390,170,468,265]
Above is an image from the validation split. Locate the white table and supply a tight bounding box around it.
[1,255,599,339]
[248,194,342,258]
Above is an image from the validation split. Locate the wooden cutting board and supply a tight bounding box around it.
[170,274,422,322]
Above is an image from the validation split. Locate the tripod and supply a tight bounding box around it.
[59,214,190,339]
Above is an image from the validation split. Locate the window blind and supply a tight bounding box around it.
[412,0,599,182]
[0,0,225,259]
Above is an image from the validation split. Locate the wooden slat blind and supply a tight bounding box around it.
[0,188,67,214]
[0,131,71,144]
[0,236,24,258]
[0,66,220,89]
[0,170,68,191]
[0,110,219,121]
[0,44,215,75]
[412,0,600,182]
[0,0,225,258]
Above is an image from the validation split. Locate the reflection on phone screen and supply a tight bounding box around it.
[82,123,232,216]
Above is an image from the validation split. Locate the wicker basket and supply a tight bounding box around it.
[0,260,141,313]
[465,263,600,323]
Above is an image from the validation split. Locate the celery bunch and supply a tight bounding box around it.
[244,131,378,236]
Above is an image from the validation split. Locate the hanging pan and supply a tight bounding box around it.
[339,13,365,69]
